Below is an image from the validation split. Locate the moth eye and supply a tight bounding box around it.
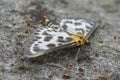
[78,40,81,43]
[79,36,83,39]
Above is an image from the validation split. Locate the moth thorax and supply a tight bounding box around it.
[70,34,89,46]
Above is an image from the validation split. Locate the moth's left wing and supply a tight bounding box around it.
[28,25,73,58]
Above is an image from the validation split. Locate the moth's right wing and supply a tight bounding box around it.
[57,17,98,39]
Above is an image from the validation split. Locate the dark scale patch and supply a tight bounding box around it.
[86,25,92,29]
[33,47,41,52]
[75,28,85,34]
[38,41,42,43]
[42,31,48,35]
[36,30,41,32]
[62,24,68,30]
[57,39,67,43]
[52,26,59,30]
[58,43,63,46]
[34,32,39,35]
[65,37,72,41]
[47,43,56,48]
[90,22,94,26]
[75,18,80,20]
[57,36,66,42]
[74,22,82,26]
[51,25,59,30]
[33,38,38,42]
[36,36,42,39]
[44,36,53,42]
[86,30,89,32]
[47,30,52,32]
[56,19,62,24]
[58,36,64,39]
[85,20,94,26]
[52,30,58,32]
[34,44,38,46]
[65,21,73,24]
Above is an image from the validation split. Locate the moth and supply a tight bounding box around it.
[27,17,98,58]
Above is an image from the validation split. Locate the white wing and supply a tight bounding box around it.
[28,25,72,58]
[57,17,98,38]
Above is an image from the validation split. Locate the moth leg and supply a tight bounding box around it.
[70,34,89,60]
[75,47,81,60]
[54,49,64,57]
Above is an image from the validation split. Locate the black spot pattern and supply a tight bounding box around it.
[36,30,41,32]
[57,39,65,42]
[58,43,63,46]
[47,30,52,32]
[52,26,59,30]
[65,37,72,41]
[44,36,53,42]
[47,44,56,48]
[58,36,64,39]
[86,25,92,29]
[75,28,85,34]
[38,41,42,43]
[42,31,48,35]
[74,22,81,26]
[65,21,73,24]
[34,44,38,46]
[36,36,42,39]
[62,24,68,30]
[34,32,39,35]
[33,47,41,52]
[57,36,67,42]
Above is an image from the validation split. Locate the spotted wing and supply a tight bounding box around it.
[57,17,98,38]
[28,25,72,58]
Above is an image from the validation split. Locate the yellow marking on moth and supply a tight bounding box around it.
[45,18,50,24]
[44,18,53,27]
[70,34,89,46]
